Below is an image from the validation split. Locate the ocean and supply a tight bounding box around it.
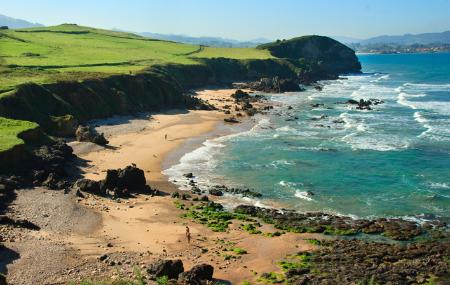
[164,52,450,221]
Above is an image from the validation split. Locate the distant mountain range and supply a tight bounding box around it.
[358,31,450,45]
[139,32,270,47]
[1,14,448,48]
[0,14,43,29]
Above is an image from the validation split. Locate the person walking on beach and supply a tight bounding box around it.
[165,134,168,140]
[185,226,191,243]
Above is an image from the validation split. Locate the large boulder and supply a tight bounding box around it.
[178,264,214,285]
[147,259,184,280]
[75,125,109,146]
[101,165,147,193]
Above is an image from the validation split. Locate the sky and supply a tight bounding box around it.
[1,0,450,40]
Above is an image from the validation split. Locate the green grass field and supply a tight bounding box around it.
[0,117,38,152]
[0,24,274,152]
[0,24,272,94]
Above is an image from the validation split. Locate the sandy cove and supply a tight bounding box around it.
[4,89,315,284]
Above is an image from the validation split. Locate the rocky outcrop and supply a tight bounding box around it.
[284,239,450,285]
[346,98,384,110]
[178,264,214,285]
[243,77,303,93]
[147,259,184,280]
[75,125,108,146]
[234,205,445,240]
[210,185,262,198]
[147,259,214,284]
[48,114,78,137]
[74,164,152,198]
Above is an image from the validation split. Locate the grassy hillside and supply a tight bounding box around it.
[0,24,272,94]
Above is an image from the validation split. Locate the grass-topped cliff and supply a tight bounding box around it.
[257,35,361,76]
[0,24,360,156]
[0,24,273,93]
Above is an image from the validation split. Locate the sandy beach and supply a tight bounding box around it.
[3,89,313,284]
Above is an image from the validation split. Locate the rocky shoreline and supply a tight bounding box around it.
[1,83,449,284]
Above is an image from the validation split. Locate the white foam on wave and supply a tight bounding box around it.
[339,112,369,132]
[163,116,274,191]
[396,92,428,109]
[404,82,450,91]
[429,182,450,190]
[341,133,410,151]
[162,139,226,190]
[270,160,295,168]
[339,112,411,151]
[413,111,433,138]
[278,180,314,202]
[294,191,314,201]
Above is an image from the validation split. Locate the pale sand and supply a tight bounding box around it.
[67,88,313,283]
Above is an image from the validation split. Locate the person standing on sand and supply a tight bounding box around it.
[165,134,167,140]
[186,226,191,243]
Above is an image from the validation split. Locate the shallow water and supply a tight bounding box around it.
[164,53,450,220]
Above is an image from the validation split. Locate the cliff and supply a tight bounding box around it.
[257,35,361,77]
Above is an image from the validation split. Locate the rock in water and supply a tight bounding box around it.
[147,259,184,280]
[178,264,214,284]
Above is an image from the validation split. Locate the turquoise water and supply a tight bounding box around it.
[165,53,450,220]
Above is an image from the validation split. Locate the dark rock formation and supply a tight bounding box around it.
[285,239,450,285]
[244,77,303,93]
[73,179,101,195]
[178,264,214,285]
[147,259,184,280]
[224,117,239,123]
[231,89,251,100]
[208,189,223,196]
[183,173,194,179]
[48,114,78,137]
[210,185,262,198]
[75,125,109,146]
[233,205,443,240]
[346,98,384,110]
[74,164,151,198]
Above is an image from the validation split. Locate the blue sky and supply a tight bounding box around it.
[1,0,449,40]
